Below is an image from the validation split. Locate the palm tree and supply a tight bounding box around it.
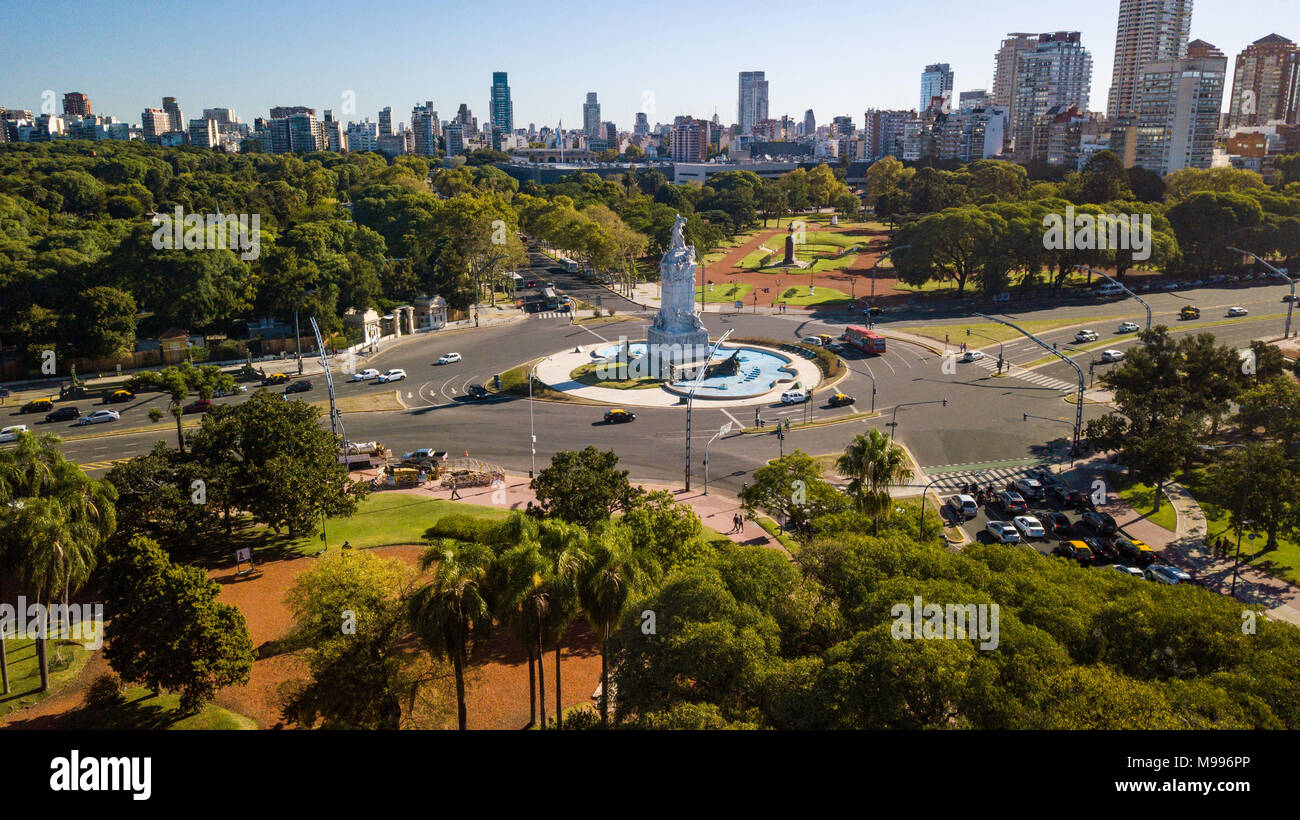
[836,429,913,534]
[578,531,658,728]
[494,532,550,728]
[408,540,494,730]
[537,520,588,729]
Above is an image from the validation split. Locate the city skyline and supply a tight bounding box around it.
[2,0,1294,132]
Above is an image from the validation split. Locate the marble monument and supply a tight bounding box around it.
[647,214,709,366]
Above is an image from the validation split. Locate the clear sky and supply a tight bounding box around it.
[1,0,1293,129]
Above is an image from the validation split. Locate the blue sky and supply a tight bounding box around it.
[1,0,1293,129]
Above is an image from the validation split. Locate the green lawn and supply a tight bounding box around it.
[1110,474,1177,532]
[696,282,753,303]
[895,317,1112,346]
[775,286,851,306]
[1180,467,1300,586]
[50,686,257,730]
[569,362,664,390]
[0,635,97,716]
[756,516,798,551]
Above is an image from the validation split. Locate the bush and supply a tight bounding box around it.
[424,514,495,544]
[148,408,164,422]
[85,672,124,709]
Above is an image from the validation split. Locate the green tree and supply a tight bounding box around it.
[835,429,914,534]
[738,450,849,545]
[528,446,643,529]
[126,362,236,452]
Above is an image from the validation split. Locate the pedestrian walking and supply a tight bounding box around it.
[449,479,460,500]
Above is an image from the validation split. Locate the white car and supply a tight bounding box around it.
[1144,565,1182,584]
[947,494,979,519]
[377,369,407,383]
[437,353,462,365]
[1117,321,1140,333]
[801,336,823,347]
[780,389,809,404]
[1100,349,1125,363]
[985,521,1021,544]
[212,385,247,398]
[961,350,984,362]
[1075,330,1099,343]
[1226,306,1249,317]
[0,424,28,443]
[1112,564,1145,578]
[1013,515,1046,540]
[350,368,380,382]
[75,410,120,426]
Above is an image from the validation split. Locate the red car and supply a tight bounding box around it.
[182,399,213,414]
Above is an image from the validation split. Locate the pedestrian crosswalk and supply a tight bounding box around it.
[924,464,1048,492]
[530,310,573,319]
[971,356,1077,393]
[78,458,130,472]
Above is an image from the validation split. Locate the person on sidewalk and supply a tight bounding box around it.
[449,479,461,500]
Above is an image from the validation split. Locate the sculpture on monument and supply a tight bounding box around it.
[647,214,709,368]
[783,224,796,266]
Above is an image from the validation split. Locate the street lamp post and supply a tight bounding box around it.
[685,329,734,491]
[1228,247,1295,339]
[1075,265,1152,331]
[887,398,948,440]
[703,421,733,495]
[528,361,539,478]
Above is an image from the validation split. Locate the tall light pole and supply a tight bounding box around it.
[1228,247,1295,339]
[976,312,1086,461]
[527,361,540,478]
[685,328,733,491]
[703,421,733,495]
[1074,264,1152,331]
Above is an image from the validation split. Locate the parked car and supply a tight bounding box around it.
[350,368,380,382]
[466,384,488,400]
[1075,330,1099,342]
[262,373,291,386]
[1052,540,1095,566]
[1226,306,1249,317]
[1112,564,1145,578]
[401,448,448,465]
[284,380,313,394]
[947,494,979,520]
[1115,537,1156,566]
[103,389,134,404]
[998,491,1027,516]
[1012,477,1045,500]
[1084,536,1118,562]
[1013,515,1046,539]
[75,409,120,426]
[603,408,636,424]
[1081,510,1118,535]
[182,399,213,414]
[1100,349,1125,363]
[1117,321,1140,333]
[21,398,53,414]
[960,350,985,362]
[1283,294,1297,303]
[377,369,406,383]
[801,336,824,347]
[1144,565,1182,584]
[1042,510,1072,537]
[45,406,81,423]
[1033,469,1066,490]
[828,392,855,407]
[985,521,1021,544]
[780,389,809,405]
[1149,563,1192,583]
[437,353,462,365]
[0,424,28,443]
[1179,305,1201,320]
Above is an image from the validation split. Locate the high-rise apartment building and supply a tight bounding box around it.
[188,118,219,149]
[669,116,710,162]
[269,106,314,120]
[738,71,769,135]
[582,93,600,137]
[378,106,393,137]
[162,97,184,132]
[863,109,917,159]
[1228,34,1300,127]
[490,72,513,134]
[346,119,379,152]
[321,110,347,152]
[141,108,170,143]
[920,63,954,111]
[1106,0,1194,119]
[411,102,439,156]
[634,112,650,136]
[803,109,816,136]
[959,90,992,111]
[832,115,854,136]
[62,92,92,118]
[1011,32,1093,158]
[993,33,1039,114]
[1132,40,1227,175]
[445,122,465,156]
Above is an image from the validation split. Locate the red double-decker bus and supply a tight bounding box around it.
[844,325,886,354]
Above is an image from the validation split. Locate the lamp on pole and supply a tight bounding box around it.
[527,361,540,478]
[887,398,948,440]
[917,469,984,536]
[1074,265,1152,331]
[703,421,733,495]
[1228,247,1294,339]
[685,328,734,491]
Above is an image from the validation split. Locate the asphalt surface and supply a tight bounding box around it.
[17,255,1297,497]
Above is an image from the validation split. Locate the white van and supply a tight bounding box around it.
[1094,282,1125,297]
[780,389,809,404]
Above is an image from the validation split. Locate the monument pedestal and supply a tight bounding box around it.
[647,213,711,376]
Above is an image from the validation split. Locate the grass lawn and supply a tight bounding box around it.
[1180,467,1300,586]
[1109,473,1177,532]
[775,286,851,306]
[895,317,1112,345]
[0,635,97,717]
[58,686,257,730]
[310,390,405,413]
[756,516,798,551]
[568,362,663,390]
[696,282,753,303]
[285,492,511,554]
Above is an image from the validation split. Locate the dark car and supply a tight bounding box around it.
[828,392,855,407]
[1052,540,1095,566]
[1048,485,1088,508]
[998,491,1027,516]
[284,380,313,394]
[1115,537,1157,567]
[1081,509,1118,535]
[1082,535,1117,562]
[103,389,134,404]
[22,398,54,414]
[182,399,213,414]
[1033,469,1066,490]
[863,306,883,317]
[1043,511,1072,537]
[45,406,81,423]
[603,409,636,424]
[467,384,488,400]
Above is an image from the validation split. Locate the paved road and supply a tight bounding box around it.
[27,278,1297,498]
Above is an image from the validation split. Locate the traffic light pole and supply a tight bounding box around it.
[1228,247,1294,339]
[1075,265,1152,331]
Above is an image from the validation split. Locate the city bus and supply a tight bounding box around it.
[843,325,886,354]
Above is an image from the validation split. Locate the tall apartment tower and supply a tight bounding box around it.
[490,71,514,134]
[1106,0,1194,120]
[582,92,601,137]
[161,97,184,132]
[378,106,393,137]
[992,34,1039,113]
[188,118,220,149]
[140,108,170,143]
[411,102,440,156]
[1011,32,1093,157]
[738,71,769,135]
[919,64,954,111]
[634,112,650,136]
[62,92,92,118]
[803,109,816,136]
[1133,39,1227,175]
[1228,34,1300,127]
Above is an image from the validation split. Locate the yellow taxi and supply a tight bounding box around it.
[103,389,134,404]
